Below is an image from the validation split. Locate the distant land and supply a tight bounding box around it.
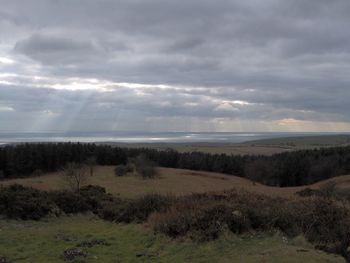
[110,134,350,156]
[1,131,350,144]
[1,132,350,156]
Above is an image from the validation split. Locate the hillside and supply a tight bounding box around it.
[2,166,349,198]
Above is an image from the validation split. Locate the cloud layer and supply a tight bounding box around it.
[1,0,350,132]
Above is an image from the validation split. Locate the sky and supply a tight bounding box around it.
[0,0,350,132]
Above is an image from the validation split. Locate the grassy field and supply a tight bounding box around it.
[2,166,350,198]
[244,134,350,149]
[0,214,343,263]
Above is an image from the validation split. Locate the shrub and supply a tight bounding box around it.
[296,188,320,197]
[296,183,350,201]
[150,198,235,240]
[52,185,114,214]
[114,164,131,177]
[149,190,350,260]
[51,191,91,214]
[131,154,158,179]
[98,193,174,223]
[79,185,114,211]
[0,184,114,219]
[302,198,350,258]
[0,184,55,220]
[319,181,337,198]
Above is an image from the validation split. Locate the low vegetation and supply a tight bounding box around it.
[1,184,349,260]
[150,191,350,260]
[114,164,132,177]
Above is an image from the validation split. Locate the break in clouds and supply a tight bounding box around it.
[1,0,350,132]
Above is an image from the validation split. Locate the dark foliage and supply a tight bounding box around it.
[131,154,158,179]
[149,190,350,260]
[0,143,127,179]
[0,184,174,224]
[0,184,55,220]
[98,193,175,223]
[296,182,350,201]
[114,164,132,177]
[0,185,113,220]
[302,199,350,258]
[51,191,91,214]
[1,143,350,186]
[52,185,113,214]
[150,191,303,240]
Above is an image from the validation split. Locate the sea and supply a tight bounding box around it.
[0,131,348,145]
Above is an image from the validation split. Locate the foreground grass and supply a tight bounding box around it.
[0,214,343,263]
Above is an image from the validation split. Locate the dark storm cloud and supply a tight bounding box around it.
[1,0,350,131]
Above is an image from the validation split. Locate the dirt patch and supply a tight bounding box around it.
[62,248,87,261]
[77,239,110,248]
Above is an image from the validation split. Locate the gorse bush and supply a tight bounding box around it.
[51,185,114,214]
[0,185,113,220]
[0,184,174,222]
[79,185,114,211]
[151,201,234,241]
[98,193,175,223]
[149,191,303,240]
[149,190,350,260]
[0,184,55,220]
[51,191,91,214]
[302,199,350,258]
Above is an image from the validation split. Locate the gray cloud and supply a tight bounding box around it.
[0,0,350,131]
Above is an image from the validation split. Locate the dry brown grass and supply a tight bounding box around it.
[1,166,349,199]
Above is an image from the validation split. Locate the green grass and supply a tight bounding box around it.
[0,214,343,263]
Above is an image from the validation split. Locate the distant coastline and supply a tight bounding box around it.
[0,131,349,144]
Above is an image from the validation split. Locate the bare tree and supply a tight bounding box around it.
[62,163,88,193]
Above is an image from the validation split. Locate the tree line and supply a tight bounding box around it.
[1,142,350,186]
